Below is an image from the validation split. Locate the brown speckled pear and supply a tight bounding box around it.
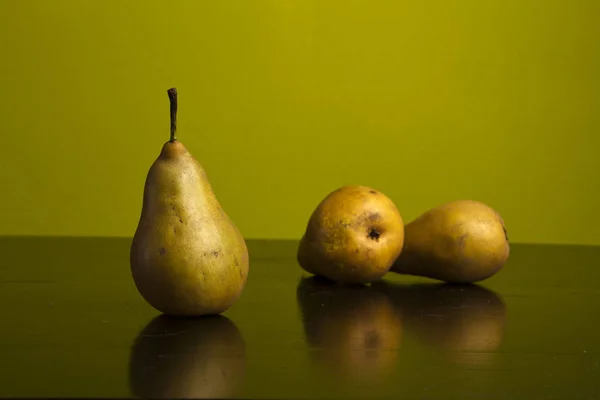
[390,200,509,283]
[297,186,404,284]
[130,88,249,317]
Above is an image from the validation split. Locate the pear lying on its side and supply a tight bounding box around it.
[130,88,249,317]
[390,200,509,283]
[297,186,404,284]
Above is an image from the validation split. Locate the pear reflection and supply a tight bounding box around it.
[297,277,402,383]
[128,315,246,399]
[372,281,507,366]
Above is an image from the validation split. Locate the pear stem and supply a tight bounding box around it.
[167,88,178,142]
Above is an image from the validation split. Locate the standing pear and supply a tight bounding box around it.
[130,88,249,316]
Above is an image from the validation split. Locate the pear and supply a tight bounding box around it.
[297,186,404,284]
[130,88,249,316]
[390,200,509,283]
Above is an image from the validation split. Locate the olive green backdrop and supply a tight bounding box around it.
[0,0,598,245]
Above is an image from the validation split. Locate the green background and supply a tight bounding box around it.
[0,0,598,245]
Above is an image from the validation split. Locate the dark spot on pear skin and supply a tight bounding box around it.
[369,190,377,194]
[351,212,381,230]
[159,247,166,255]
[233,256,244,279]
[212,250,220,257]
[368,229,381,242]
[178,217,183,224]
[368,213,381,222]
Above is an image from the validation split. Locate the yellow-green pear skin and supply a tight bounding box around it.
[130,88,249,317]
[390,200,509,284]
[297,186,405,284]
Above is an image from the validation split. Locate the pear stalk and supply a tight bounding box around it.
[167,88,178,142]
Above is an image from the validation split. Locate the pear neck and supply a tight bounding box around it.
[160,140,187,159]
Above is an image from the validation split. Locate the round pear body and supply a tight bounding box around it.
[130,140,249,316]
[391,200,509,283]
[297,185,405,284]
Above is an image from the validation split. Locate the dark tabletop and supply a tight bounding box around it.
[0,237,598,399]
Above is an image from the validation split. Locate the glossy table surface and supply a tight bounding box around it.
[0,237,599,399]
